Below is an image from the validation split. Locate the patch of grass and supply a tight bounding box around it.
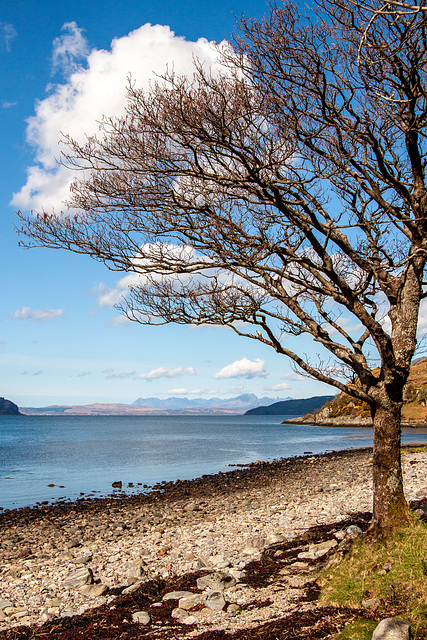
[328,619,377,640]
[402,445,427,455]
[319,517,427,638]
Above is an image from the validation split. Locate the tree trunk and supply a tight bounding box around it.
[371,403,409,534]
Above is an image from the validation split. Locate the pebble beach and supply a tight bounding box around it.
[1,446,426,636]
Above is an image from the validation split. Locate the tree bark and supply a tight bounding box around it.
[371,404,409,533]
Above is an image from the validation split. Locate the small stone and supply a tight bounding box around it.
[346,525,363,537]
[63,567,94,589]
[362,596,379,609]
[298,538,338,560]
[132,610,151,624]
[178,593,204,610]
[0,599,13,610]
[227,603,240,616]
[65,538,81,549]
[73,552,93,564]
[197,572,237,592]
[80,583,108,597]
[372,617,411,639]
[204,590,226,611]
[171,607,189,621]
[163,591,194,601]
[182,615,198,625]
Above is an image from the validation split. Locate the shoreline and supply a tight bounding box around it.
[1,445,426,633]
[1,442,426,520]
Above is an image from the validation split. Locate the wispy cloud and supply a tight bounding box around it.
[104,369,135,380]
[213,357,267,379]
[2,100,17,109]
[163,388,205,396]
[1,22,17,52]
[51,22,89,77]
[77,371,91,377]
[282,372,307,381]
[14,306,65,322]
[135,366,196,380]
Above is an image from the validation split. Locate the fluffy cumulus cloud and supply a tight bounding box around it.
[12,23,226,213]
[14,306,65,322]
[135,366,196,380]
[213,357,268,379]
[264,382,291,391]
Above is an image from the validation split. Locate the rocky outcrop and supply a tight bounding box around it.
[0,398,21,416]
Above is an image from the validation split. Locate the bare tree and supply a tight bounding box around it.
[18,0,427,533]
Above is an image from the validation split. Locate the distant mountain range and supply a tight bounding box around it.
[21,394,294,416]
[132,393,293,412]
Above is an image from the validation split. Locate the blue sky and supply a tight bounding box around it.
[0,0,338,407]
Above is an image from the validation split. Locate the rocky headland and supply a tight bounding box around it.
[0,398,21,416]
[0,446,426,639]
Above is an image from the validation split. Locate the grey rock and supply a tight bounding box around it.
[73,552,93,564]
[372,617,411,640]
[63,567,94,589]
[415,486,427,498]
[182,615,199,625]
[346,525,363,537]
[196,572,237,592]
[125,562,146,579]
[204,590,226,611]
[0,599,13,610]
[132,610,151,624]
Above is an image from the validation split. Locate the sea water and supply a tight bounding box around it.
[1,413,427,510]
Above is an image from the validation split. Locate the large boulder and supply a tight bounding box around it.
[372,618,411,640]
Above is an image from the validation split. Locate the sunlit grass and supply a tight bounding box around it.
[320,517,427,639]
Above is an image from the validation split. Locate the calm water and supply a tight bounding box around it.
[1,414,427,510]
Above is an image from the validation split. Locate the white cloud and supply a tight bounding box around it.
[282,372,307,381]
[164,388,205,395]
[213,357,268,379]
[264,382,291,391]
[1,22,17,52]
[14,306,65,322]
[135,366,196,380]
[105,369,135,379]
[52,22,89,77]
[12,23,226,213]
[77,371,90,377]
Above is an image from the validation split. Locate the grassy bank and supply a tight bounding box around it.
[320,516,427,639]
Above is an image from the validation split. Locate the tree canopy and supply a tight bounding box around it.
[18,0,427,531]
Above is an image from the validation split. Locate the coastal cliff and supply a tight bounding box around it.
[0,397,21,415]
